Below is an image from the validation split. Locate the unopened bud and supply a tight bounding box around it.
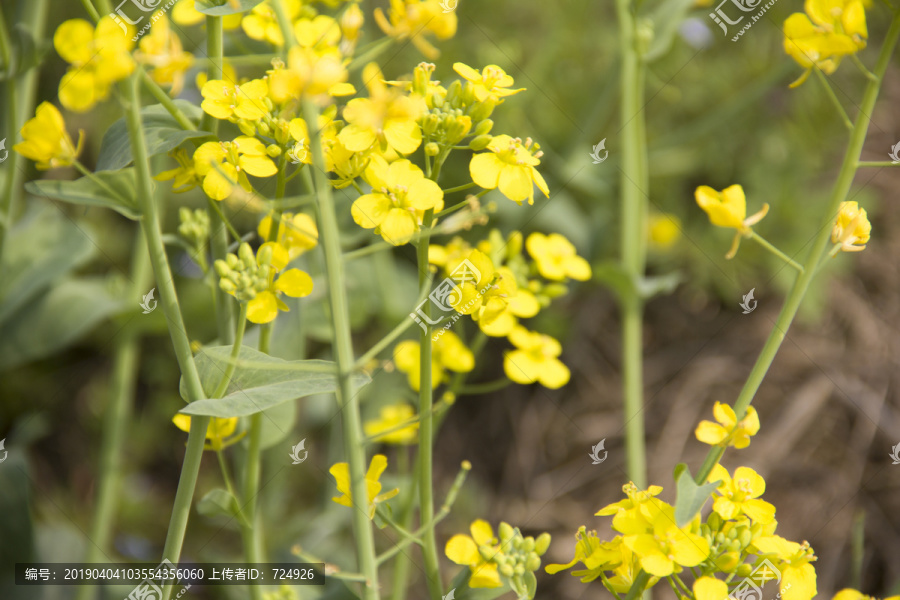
[474,119,493,136]
[534,533,551,556]
[266,144,282,158]
[425,142,440,157]
[423,113,440,135]
[525,553,541,572]
[499,522,515,544]
[469,135,492,151]
[447,115,472,144]
[214,259,231,277]
[238,120,257,137]
[499,564,514,578]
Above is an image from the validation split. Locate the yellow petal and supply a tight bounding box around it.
[694,577,728,600]
[470,519,494,545]
[379,208,418,246]
[352,194,391,229]
[54,19,94,64]
[445,534,479,565]
[498,164,534,204]
[275,269,314,297]
[469,152,504,190]
[538,357,571,389]
[172,414,192,433]
[695,421,728,446]
[247,290,278,324]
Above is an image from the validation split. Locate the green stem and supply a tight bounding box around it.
[120,71,210,600]
[354,282,430,369]
[693,10,900,485]
[241,411,264,600]
[200,16,223,134]
[748,231,804,273]
[615,0,648,490]
[850,53,878,81]
[303,99,380,600]
[458,378,511,395]
[857,161,900,167]
[79,0,100,21]
[141,69,197,131]
[814,67,853,131]
[213,305,247,398]
[272,0,296,55]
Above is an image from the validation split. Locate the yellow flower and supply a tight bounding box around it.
[695,185,769,259]
[294,14,342,51]
[329,454,399,519]
[200,78,270,121]
[693,577,729,600]
[246,242,314,324]
[393,330,474,391]
[193,137,278,200]
[172,414,242,451]
[525,233,591,282]
[783,0,866,87]
[833,590,900,600]
[831,201,871,252]
[258,212,318,259]
[364,403,418,444]
[374,0,457,59]
[470,135,549,206]
[503,325,569,389]
[155,148,202,192]
[453,63,525,103]
[708,464,776,524]
[445,519,502,588]
[752,536,818,600]
[648,213,682,250]
[695,402,760,449]
[545,528,625,582]
[242,0,301,45]
[622,500,710,577]
[14,102,83,170]
[53,17,135,112]
[134,12,194,96]
[351,155,444,246]
[266,46,350,101]
[596,482,665,536]
[172,0,242,28]
[340,63,424,156]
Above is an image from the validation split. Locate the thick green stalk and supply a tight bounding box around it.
[615,0,648,490]
[120,70,210,600]
[694,11,900,484]
[416,209,443,600]
[302,99,379,600]
[241,411,264,600]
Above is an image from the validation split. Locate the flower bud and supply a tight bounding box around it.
[542,283,569,298]
[425,142,440,157]
[714,552,740,571]
[219,279,236,293]
[498,522,515,544]
[736,563,754,578]
[522,537,535,553]
[469,98,496,122]
[499,564,514,578]
[447,115,472,144]
[739,530,752,549]
[478,545,494,561]
[423,113,441,135]
[214,259,231,277]
[257,121,271,137]
[239,243,256,267]
[413,62,435,96]
[469,135,492,151]
[525,553,541,572]
[266,144,282,158]
[534,532,551,556]
[513,564,525,576]
[238,120,257,137]
[445,80,462,105]
[474,119,493,136]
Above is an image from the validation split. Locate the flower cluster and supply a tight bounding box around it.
[784,0,868,87]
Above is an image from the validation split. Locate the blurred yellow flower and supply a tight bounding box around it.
[708,464,776,524]
[833,590,900,600]
[351,156,443,245]
[394,330,474,391]
[340,63,424,155]
[695,402,759,449]
[374,0,457,59]
[783,0,866,87]
[267,46,350,101]
[545,528,625,583]
[172,0,242,28]
[294,14,342,50]
[329,454,399,519]
[193,137,278,200]
[526,233,591,281]
[135,12,194,96]
[648,213,682,250]
[470,135,549,205]
[155,148,202,192]
[831,201,871,252]
[364,403,418,444]
[693,577,729,600]
[242,0,301,45]
[258,212,318,259]
[752,536,817,600]
[453,63,524,103]
[14,102,83,170]
[695,184,768,259]
[201,78,269,121]
[503,325,569,389]
[53,17,134,112]
[172,414,241,451]
[445,519,502,588]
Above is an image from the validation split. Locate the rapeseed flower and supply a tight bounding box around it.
[693,576,729,600]
[155,148,202,192]
[364,403,418,444]
[453,63,524,103]
[708,465,776,524]
[783,0,867,86]
[374,0,457,59]
[246,242,314,324]
[648,213,682,250]
[134,12,194,96]
[267,47,350,101]
[200,78,270,121]
[622,501,710,577]
[258,212,318,258]
[695,184,768,259]
[393,330,474,390]
[171,0,242,28]
[470,135,549,205]
[752,535,818,600]
[351,156,443,245]
[831,201,871,252]
[503,325,569,389]
[14,102,83,170]
[525,233,591,281]
[544,527,624,582]
[172,415,242,451]
[193,137,278,200]
[695,402,760,449]
[329,454,399,519]
[833,590,900,600]
[242,0,301,46]
[445,519,502,588]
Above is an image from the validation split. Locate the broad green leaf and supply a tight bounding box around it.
[0,202,94,327]
[674,464,721,528]
[0,278,126,370]
[179,345,371,417]
[643,0,697,62]
[26,169,142,219]
[197,488,240,519]
[195,0,265,16]
[96,101,210,171]
[259,399,297,450]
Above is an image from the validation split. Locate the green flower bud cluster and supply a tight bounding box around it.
[214,242,273,301]
[702,512,770,579]
[486,523,550,600]
[178,207,210,250]
[420,106,472,146]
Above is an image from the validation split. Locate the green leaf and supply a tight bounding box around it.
[0,278,126,370]
[0,202,95,327]
[194,0,265,16]
[523,571,536,599]
[674,464,721,528]
[0,24,46,81]
[259,399,297,450]
[96,101,210,171]
[26,169,142,219]
[197,488,240,518]
[643,0,697,62]
[179,345,371,417]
